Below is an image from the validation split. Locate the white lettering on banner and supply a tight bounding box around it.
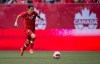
[35,8,46,30]
[74,7,98,29]
[52,29,74,36]
[52,29,100,36]
[74,19,97,24]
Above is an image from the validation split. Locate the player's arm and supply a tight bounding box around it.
[37,15,43,20]
[14,15,21,27]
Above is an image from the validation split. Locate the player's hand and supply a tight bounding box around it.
[14,22,18,27]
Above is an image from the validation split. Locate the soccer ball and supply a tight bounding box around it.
[53,51,61,59]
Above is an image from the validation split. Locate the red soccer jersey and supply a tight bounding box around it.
[20,11,38,29]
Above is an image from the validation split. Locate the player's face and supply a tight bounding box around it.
[29,7,34,14]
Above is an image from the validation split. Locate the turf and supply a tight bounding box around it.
[0,51,100,64]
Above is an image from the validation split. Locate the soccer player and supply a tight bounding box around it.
[14,5,43,56]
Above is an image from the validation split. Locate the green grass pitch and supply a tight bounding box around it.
[0,51,100,64]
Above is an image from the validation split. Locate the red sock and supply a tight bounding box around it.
[30,41,34,49]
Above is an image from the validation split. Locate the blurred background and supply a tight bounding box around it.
[0,1,100,64]
[0,0,100,51]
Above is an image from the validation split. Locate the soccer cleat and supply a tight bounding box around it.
[20,48,24,56]
[29,49,34,54]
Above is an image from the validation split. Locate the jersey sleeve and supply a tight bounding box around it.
[19,12,27,17]
[35,11,38,16]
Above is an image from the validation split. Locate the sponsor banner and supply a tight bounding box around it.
[0,4,100,29]
[0,29,100,51]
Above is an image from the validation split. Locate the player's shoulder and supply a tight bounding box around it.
[19,11,28,16]
[19,11,28,15]
[33,11,38,15]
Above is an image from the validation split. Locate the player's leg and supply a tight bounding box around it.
[30,33,36,53]
[25,29,36,53]
[20,39,30,56]
[23,36,31,50]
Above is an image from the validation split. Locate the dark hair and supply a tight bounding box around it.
[28,5,34,9]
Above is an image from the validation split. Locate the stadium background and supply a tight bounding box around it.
[0,3,100,51]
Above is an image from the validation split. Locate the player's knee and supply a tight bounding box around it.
[31,33,36,39]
